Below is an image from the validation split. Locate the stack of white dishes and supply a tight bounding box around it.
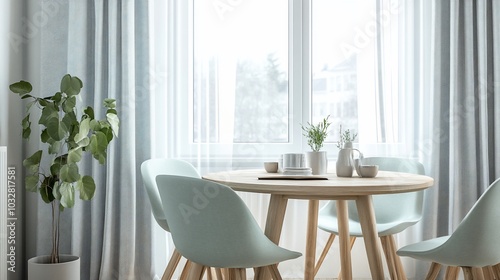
[283,167,312,176]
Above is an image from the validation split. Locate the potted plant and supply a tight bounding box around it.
[10,74,119,280]
[335,125,358,177]
[301,115,331,175]
[336,125,357,149]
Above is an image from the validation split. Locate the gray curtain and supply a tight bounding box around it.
[23,1,157,279]
[414,0,500,278]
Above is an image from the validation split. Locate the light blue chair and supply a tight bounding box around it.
[156,175,302,280]
[315,157,425,279]
[397,178,500,280]
[141,159,200,280]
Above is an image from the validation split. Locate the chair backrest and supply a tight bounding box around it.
[155,175,284,268]
[322,157,425,224]
[436,178,500,267]
[354,157,426,223]
[140,159,200,231]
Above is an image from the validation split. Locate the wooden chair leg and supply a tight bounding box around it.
[380,236,398,280]
[268,264,283,280]
[183,262,206,280]
[338,237,356,280]
[493,264,500,278]
[425,262,442,280]
[493,264,500,279]
[314,233,336,276]
[387,235,407,280]
[162,249,182,280]
[482,266,495,280]
[214,268,224,280]
[462,267,474,280]
[179,260,191,280]
[472,267,485,280]
[207,267,213,280]
[444,266,459,280]
[239,268,246,280]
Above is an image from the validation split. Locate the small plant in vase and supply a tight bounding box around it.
[301,115,331,175]
[335,125,358,177]
[336,125,358,149]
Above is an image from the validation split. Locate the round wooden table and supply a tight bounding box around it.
[203,169,434,280]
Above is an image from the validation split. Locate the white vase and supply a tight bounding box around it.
[336,142,354,177]
[306,151,328,175]
[28,255,80,280]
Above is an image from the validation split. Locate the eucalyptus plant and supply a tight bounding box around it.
[301,115,332,152]
[336,125,357,149]
[10,74,119,263]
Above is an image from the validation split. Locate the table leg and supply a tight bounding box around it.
[336,200,352,280]
[356,195,385,279]
[304,200,319,280]
[255,194,289,280]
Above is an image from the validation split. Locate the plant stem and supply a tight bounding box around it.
[51,200,60,263]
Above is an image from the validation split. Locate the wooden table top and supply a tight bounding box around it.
[203,169,434,199]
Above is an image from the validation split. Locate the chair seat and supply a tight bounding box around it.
[397,235,450,258]
[197,240,302,269]
[318,212,421,237]
[397,178,500,271]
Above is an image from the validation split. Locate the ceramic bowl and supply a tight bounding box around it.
[359,165,379,178]
[264,162,279,173]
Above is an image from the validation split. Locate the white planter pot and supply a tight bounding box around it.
[306,151,328,175]
[28,255,80,280]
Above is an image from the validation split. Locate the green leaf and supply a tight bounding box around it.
[74,118,90,143]
[52,181,61,200]
[59,182,75,208]
[52,92,62,103]
[89,132,108,164]
[63,96,76,113]
[50,161,62,177]
[21,114,32,139]
[40,129,49,143]
[77,137,90,148]
[22,127,31,139]
[21,114,30,129]
[106,113,119,136]
[46,117,68,141]
[68,147,83,163]
[103,98,116,109]
[62,111,78,129]
[48,140,61,154]
[89,119,101,130]
[78,176,96,200]
[84,106,95,119]
[9,80,33,95]
[60,74,83,96]
[40,176,56,203]
[25,175,39,192]
[23,150,42,173]
[38,99,50,107]
[38,104,58,126]
[60,163,80,183]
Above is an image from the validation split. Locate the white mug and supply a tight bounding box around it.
[282,153,306,168]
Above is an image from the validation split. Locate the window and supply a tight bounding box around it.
[173,0,405,160]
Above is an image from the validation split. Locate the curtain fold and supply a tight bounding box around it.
[25,1,160,279]
[412,0,500,278]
